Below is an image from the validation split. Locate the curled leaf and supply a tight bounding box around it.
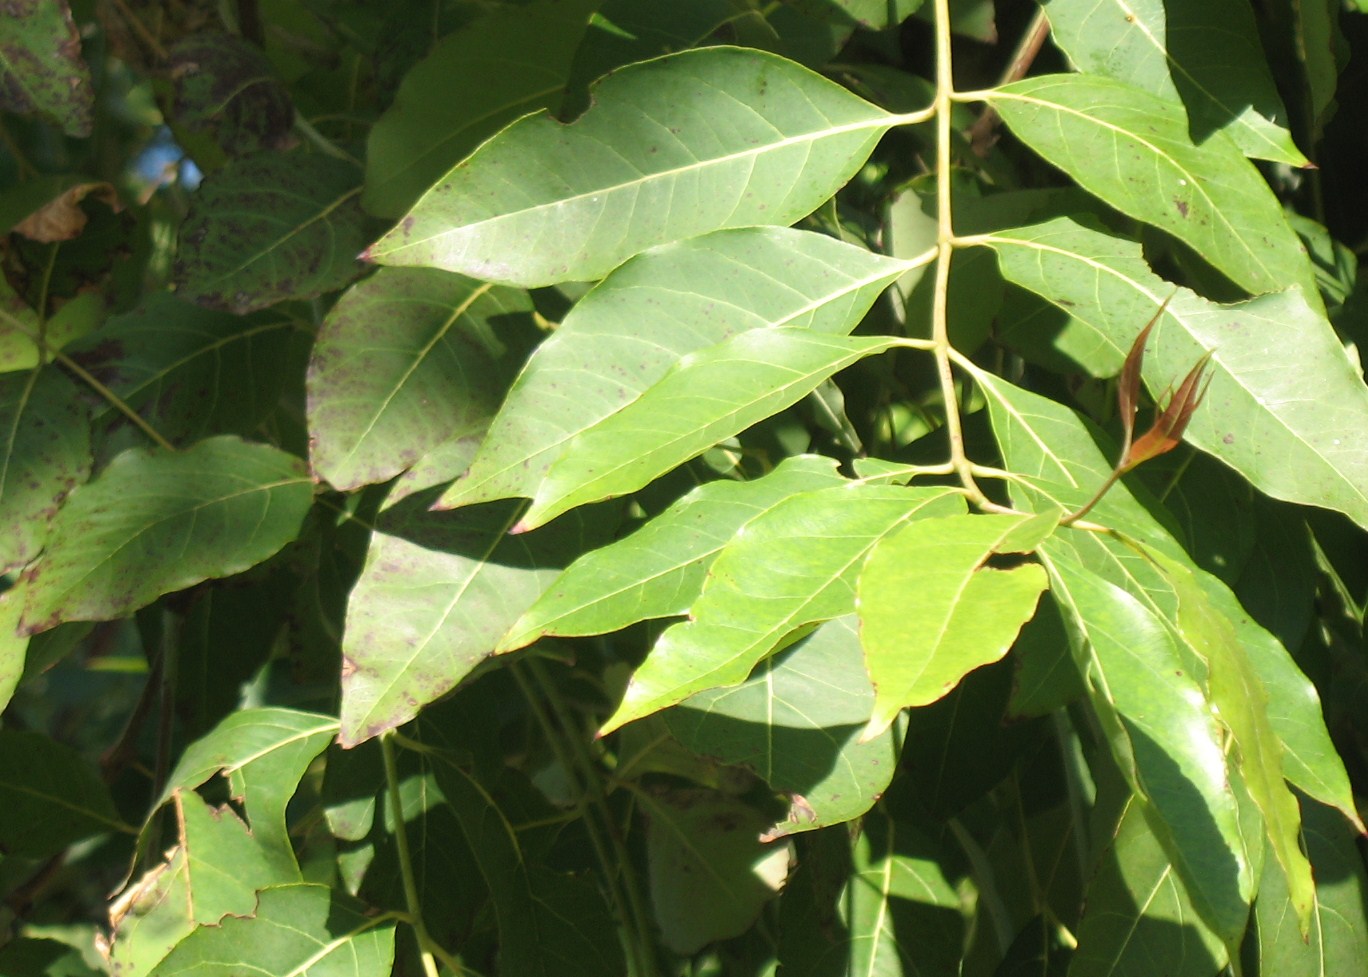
[1118,292,1175,449]
[1122,351,1214,471]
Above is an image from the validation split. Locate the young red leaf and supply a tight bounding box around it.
[1122,351,1213,471]
[1118,292,1175,450]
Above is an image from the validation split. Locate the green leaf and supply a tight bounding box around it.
[164,32,294,158]
[340,494,610,746]
[440,225,909,512]
[20,436,314,634]
[158,708,337,873]
[502,454,847,650]
[174,154,368,314]
[1043,0,1304,165]
[0,367,89,572]
[521,330,911,530]
[146,883,395,977]
[859,511,1054,737]
[307,268,537,491]
[787,0,924,30]
[0,938,103,977]
[668,616,901,837]
[639,786,790,954]
[1071,795,1226,977]
[366,47,898,286]
[601,484,964,734]
[1007,594,1086,719]
[0,1,93,136]
[981,219,1368,530]
[988,76,1318,302]
[0,729,128,858]
[363,0,597,218]
[0,581,24,713]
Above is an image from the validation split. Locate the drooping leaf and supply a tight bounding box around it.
[640,786,790,954]
[0,729,128,858]
[668,616,900,838]
[146,883,395,977]
[174,153,368,314]
[366,47,899,286]
[0,0,93,136]
[1043,0,1305,164]
[440,225,910,512]
[0,367,89,572]
[859,511,1054,737]
[20,436,314,634]
[980,218,1368,530]
[363,0,598,218]
[339,493,611,746]
[307,268,538,490]
[521,330,911,530]
[502,455,847,650]
[601,485,964,734]
[988,76,1318,302]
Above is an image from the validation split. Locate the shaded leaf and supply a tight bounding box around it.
[521,330,911,530]
[1007,594,1086,719]
[602,485,964,734]
[440,225,910,512]
[20,436,314,634]
[363,0,597,218]
[859,511,1054,737]
[146,883,395,977]
[307,268,538,491]
[1043,0,1304,164]
[0,367,89,572]
[787,0,924,30]
[668,616,900,838]
[174,153,368,314]
[0,938,103,977]
[0,0,92,136]
[0,729,127,858]
[165,32,294,157]
[367,47,898,286]
[503,455,847,650]
[988,76,1317,302]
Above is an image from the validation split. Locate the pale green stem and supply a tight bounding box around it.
[381,732,449,977]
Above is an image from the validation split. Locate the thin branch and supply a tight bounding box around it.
[966,8,1051,156]
[381,732,445,977]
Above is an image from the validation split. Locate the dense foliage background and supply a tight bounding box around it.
[2,1,1367,975]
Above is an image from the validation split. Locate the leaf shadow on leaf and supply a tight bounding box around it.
[1163,5,1263,149]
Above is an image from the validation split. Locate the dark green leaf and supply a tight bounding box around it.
[0,0,92,136]
[0,729,127,858]
[165,32,294,157]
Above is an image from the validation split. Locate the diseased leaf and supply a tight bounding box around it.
[174,154,368,314]
[502,455,847,650]
[859,511,1054,737]
[521,330,911,530]
[307,268,538,491]
[602,485,964,734]
[363,0,597,218]
[165,32,294,157]
[367,47,899,286]
[981,219,1368,530]
[1043,0,1304,164]
[668,616,900,838]
[20,436,314,634]
[0,729,127,858]
[0,581,24,713]
[0,367,89,572]
[988,76,1318,302]
[0,0,93,136]
[441,225,910,512]
[146,883,395,977]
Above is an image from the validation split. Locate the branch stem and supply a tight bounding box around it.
[381,732,446,977]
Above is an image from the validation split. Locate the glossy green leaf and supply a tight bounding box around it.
[146,883,395,977]
[340,494,609,746]
[366,46,899,286]
[66,293,296,446]
[502,455,847,650]
[601,484,964,734]
[0,367,89,572]
[158,708,337,872]
[640,787,790,954]
[1043,0,1304,164]
[363,0,597,218]
[668,616,900,838]
[307,268,537,490]
[0,729,128,858]
[521,330,909,530]
[988,75,1318,302]
[20,436,314,634]
[0,0,92,136]
[859,511,1054,737]
[440,225,910,512]
[981,218,1368,530]
[1071,795,1226,977]
[174,154,368,314]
